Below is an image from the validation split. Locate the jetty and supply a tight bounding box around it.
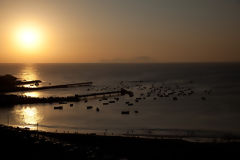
[3,82,93,93]
[16,80,42,85]
[0,74,93,93]
[75,88,134,99]
[0,88,133,105]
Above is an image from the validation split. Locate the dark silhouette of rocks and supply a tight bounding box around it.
[0,74,42,92]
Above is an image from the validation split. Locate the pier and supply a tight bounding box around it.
[3,82,93,93]
[75,88,134,99]
[16,80,42,85]
[0,88,133,105]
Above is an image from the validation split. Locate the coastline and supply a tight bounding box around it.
[1,124,240,159]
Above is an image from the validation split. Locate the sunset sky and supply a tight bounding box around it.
[0,0,240,63]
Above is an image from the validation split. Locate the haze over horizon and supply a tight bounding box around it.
[0,0,240,63]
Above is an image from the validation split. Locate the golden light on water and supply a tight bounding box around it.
[18,64,40,89]
[20,64,38,81]
[18,65,41,97]
[24,92,40,98]
[14,107,43,129]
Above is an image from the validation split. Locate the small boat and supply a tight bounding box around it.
[173,97,178,101]
[86,106,93,109]
[121,111,130,115]
[201,97,206,101]
[96,107,100,112]
[54,106,63,110]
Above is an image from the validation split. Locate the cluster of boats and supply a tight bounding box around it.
[52,80,210,116]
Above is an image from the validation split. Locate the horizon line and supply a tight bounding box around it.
[0,62,240,64]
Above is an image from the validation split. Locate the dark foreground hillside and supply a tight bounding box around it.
[0,125,239,160]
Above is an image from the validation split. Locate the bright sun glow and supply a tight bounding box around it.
[15,107,43,125]
[16,27,42,51]
[24,92,40,97]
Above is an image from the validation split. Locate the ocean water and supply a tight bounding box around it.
[0,63,240,137]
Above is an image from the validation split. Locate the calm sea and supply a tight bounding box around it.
[0,63,240,137]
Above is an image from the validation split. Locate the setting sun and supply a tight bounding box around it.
[15,26,42,51]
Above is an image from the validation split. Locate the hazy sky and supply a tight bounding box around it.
[0,0,240,63]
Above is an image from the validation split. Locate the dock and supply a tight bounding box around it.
[75,88,134,99]
[0,88,133,105]
[5,82,93,92]
[16,80,42,85]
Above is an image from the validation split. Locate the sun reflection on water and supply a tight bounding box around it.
[24,92,40,98]
[19,64,40,88]
[14,107,43,129]
[20,65,38,81]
